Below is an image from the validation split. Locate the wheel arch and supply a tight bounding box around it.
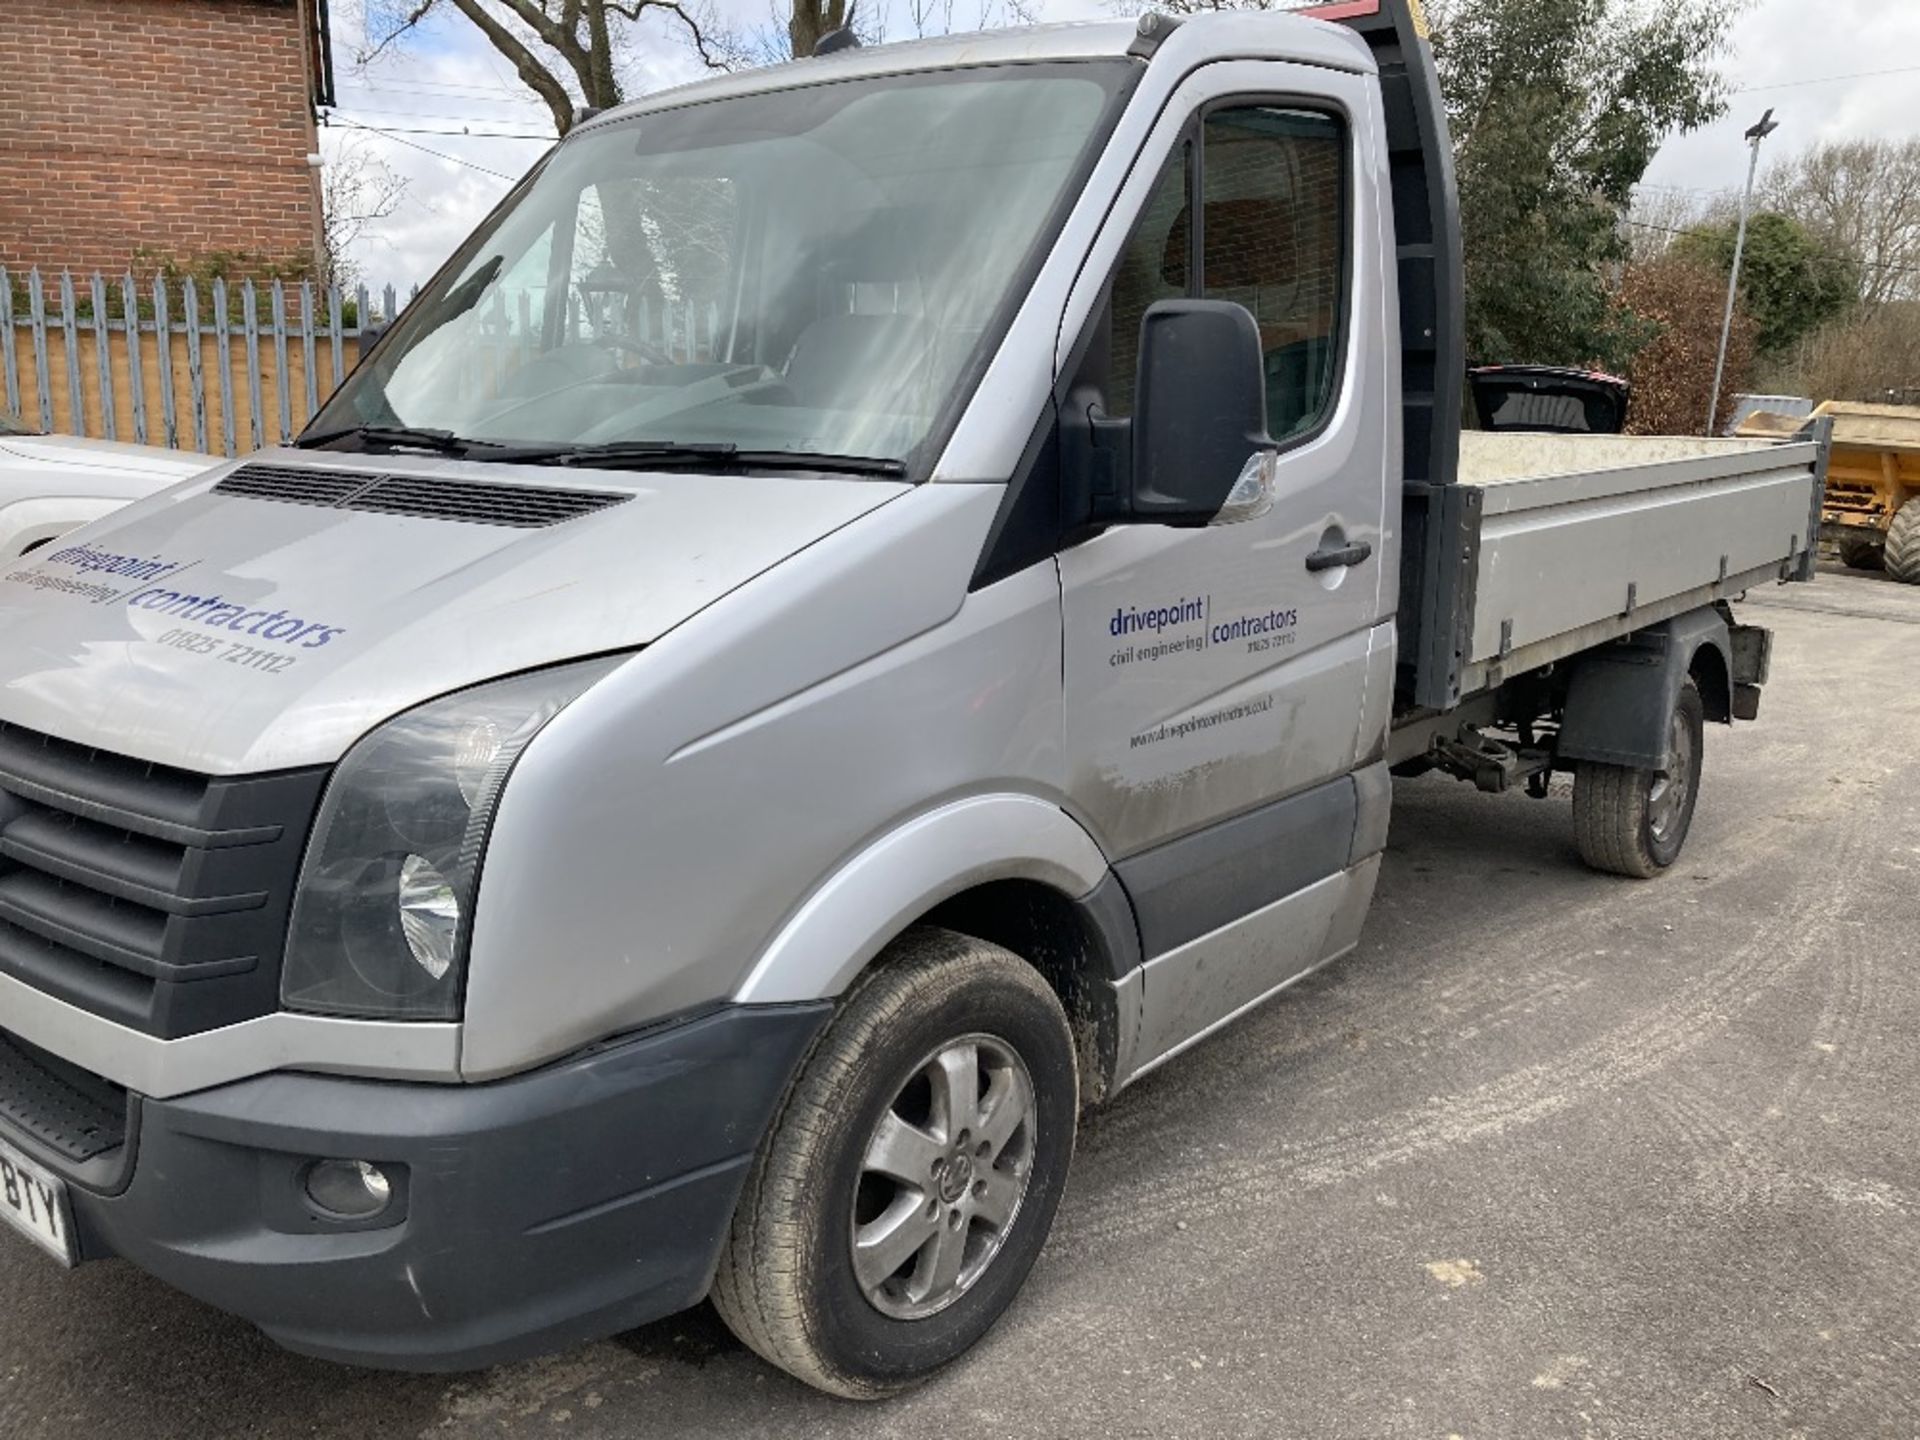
[1558,607,1732,770]
[0,495,121,560]
[920,877,1138,1105]
[1687,637,1732,725]
[731,794,1138,1104]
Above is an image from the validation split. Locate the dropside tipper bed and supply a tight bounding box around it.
[1392,428,1827,754]
[1330,0,1827,780]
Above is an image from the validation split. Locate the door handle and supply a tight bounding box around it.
[1305,540,1373,573]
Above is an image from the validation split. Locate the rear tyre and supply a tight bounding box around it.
[1885,502,1920,585]
[1572,678,1706,878]
[1837,537,1884,572]
[710,927,1077,1399]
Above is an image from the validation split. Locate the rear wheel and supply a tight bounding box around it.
[1885,501,1920,585]
[1837,536,1884,572]
[1572,678,1705,878]
[711,928,1077,1399]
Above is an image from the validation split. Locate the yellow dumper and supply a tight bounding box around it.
[1738,401,1920,581]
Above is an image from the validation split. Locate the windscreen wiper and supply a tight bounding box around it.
[730,450,909,479]
[294,424,479,456]
[479,440,741,466]
[480,440,909,479]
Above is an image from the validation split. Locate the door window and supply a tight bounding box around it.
[1106,106,1347,440]
[1108,142,1191,416]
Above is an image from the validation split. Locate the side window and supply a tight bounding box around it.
[1108,142,1191,416]
[1100,106,1346,439]
[1200,107,1345,440]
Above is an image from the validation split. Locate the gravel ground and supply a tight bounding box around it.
[2,565,1916,1439]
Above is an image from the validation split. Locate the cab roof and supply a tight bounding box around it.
[576,12,1375,130]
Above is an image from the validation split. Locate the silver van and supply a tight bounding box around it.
[0,2,1823,1398]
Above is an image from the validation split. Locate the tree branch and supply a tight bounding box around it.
[359,0,443,63]
[446,0,579,133]
[606,0,734,68]
[491,0,594,76]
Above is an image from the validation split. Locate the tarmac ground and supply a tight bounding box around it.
[2,565,1916,1438]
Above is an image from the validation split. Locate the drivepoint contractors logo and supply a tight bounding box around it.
[1104,591,1301,753]
[123,585,345,649]
[4,542,346,665]
[1106,592,1299,669]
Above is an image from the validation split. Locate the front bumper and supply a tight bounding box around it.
[1821,516,1886,541]
[2,1003,828,1371]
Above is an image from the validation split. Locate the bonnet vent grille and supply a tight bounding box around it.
[215,464,366,507]
[214,463,628,528]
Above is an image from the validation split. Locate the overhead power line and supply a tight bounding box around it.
[1634,179,1740,200]
[331,102,555,134]
[1735,64,1920,94]
[1624,216,1920,278]
[342,75,543,103]
[321,114,533,181]
[329,110,557,141]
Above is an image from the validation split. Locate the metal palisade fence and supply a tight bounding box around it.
[0,266,419,458]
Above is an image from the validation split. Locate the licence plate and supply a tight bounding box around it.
[0,1135,76,1266]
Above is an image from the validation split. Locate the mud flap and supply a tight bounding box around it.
[1557,609,1732,772]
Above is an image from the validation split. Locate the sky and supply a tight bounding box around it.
[322,0,1920,287]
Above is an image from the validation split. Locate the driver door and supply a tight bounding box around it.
[1056,61,1396,1070]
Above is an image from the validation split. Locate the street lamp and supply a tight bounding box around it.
[1706,108,1781,435]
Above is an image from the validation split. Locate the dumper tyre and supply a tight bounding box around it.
[1885,501,1920,585]
[1572,678,1705,878]
[711,927,1077,1399]
[1837,537,1884,572]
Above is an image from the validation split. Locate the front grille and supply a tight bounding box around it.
[0,1027,127,1162]
[215,462,629,528]
[0,723,327,1039]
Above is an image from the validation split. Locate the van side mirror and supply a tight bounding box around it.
[1063,298,1275,529]
[1130,299,1274,525]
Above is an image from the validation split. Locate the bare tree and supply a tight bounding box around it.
[321,139,410,284]
[782,0,1034,59]
[1622,187,1720,265]
[363,0,743,136]
[1765,139,1920,307]
[1109,0,1277,12]
[1763,301,1920,404]
[787,0,854,57]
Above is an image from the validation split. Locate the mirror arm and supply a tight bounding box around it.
[1061,382,1134,527]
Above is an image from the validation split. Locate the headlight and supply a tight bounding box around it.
[281,658,619,1020]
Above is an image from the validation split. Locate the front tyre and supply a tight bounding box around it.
[1885,501,1920,585]
[1837,536,1884,572]
[711,927,1077,1399]
[1572,677,1706,878]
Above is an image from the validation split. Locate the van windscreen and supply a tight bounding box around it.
[308,62,1135,475]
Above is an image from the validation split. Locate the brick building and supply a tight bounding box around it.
[0,0,335,276]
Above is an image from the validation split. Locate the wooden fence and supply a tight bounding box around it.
[0,267,417,457]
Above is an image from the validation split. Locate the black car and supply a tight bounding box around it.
[1469,364,1631,435]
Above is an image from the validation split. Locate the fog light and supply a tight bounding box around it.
[305,1159,393,1219]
